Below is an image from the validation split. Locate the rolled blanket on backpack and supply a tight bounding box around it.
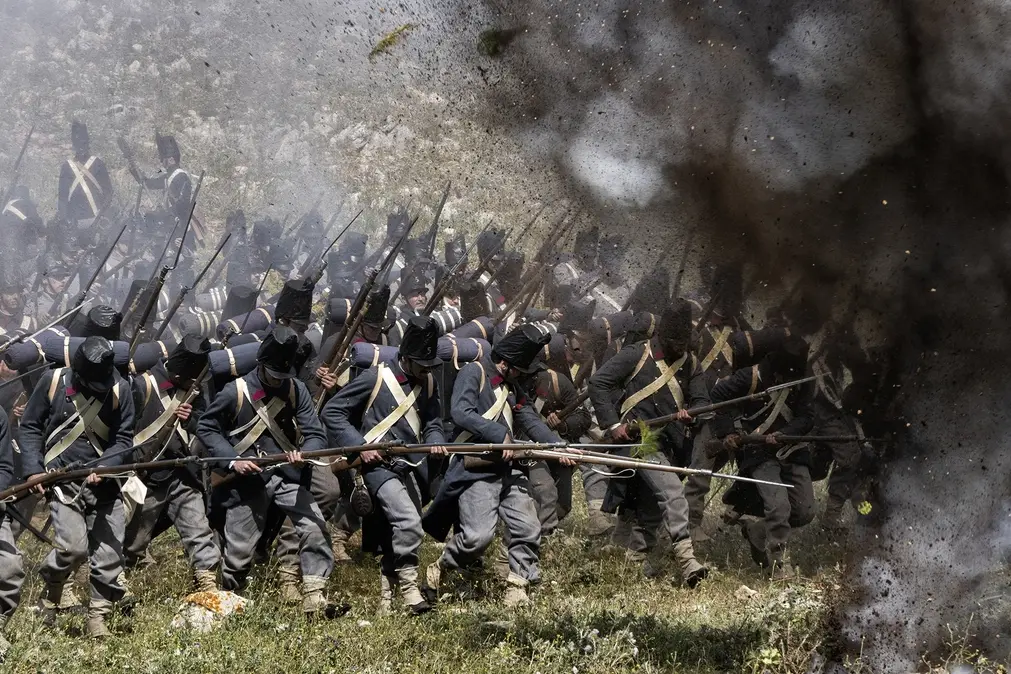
[216,307,274,341]
[450,316,495,342]
[42,334,131,373]
[3,326,69,370]
[194,288,229,312]
[129,340,172,374]
[177,310,222,338]
[209,342,260,380]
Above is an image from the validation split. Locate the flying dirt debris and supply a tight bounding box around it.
[0,1,1005,672]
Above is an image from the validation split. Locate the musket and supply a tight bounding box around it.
[493,264,548,324]
[733,434,865,445]
[670,235,693,301]
[154,230,231,340]
[0,363,53,391]
[512,270,545,323]
[314,219,418,412]
[140,323,248,465]
[533,210,575,265]
[121,217,182,326]
[422,218,494,316]
[129,171,204,357]
[302,209,364,286]
[521,448,792,488]
[424,181,452,258]
[205,230,240,290]
[470,204,547,283]
[0,300,94,357]
[1,123,35,207]
[639,375,822,430]
[556,390,590,420]
[116,135,143,184]
[53,217,131,325]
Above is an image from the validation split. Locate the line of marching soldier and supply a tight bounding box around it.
[0,133,891,656]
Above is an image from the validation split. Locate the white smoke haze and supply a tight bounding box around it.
[3,0,1011,670]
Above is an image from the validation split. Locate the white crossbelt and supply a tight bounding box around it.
[44,391,110,465]
[363,364,422,443]
[619,351,687,419]
[66,156,102,217]
[456,382,513,443]
[229,379,299,455]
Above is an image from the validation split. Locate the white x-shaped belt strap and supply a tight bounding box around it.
[229,379,299,456]
[66,157,102,217]
[363,364,422,443]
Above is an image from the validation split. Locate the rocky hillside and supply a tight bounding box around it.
[0,0,581,252]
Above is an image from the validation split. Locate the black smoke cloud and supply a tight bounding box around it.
[475,0,1011,670]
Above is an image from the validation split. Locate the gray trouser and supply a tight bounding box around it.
[626,452,691,552]
[0,514,24,618]
[441,471,541,582]
[276,464,342,568]
[527,461,573,535]
[221,474,334,592]
[124,476,220,572]
[815,409,862,508]
[375,477,423,574]
[751,461,815,558]
[578,463,609,503]
[683,424,724,527]
[41,487,126,605]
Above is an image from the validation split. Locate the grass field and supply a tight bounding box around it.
[3,485,858,674]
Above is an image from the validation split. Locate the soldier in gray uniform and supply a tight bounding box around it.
[19,336,135,638]
[588,300,709,588]
[322,316,448,615]
[423,325,573,607]
[197,326,346,619]
[124,335,220,592]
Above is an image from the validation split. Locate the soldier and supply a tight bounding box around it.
[129,133,193,225]
[423,325,573,607]
[0,408,20,659]
[0,267,33,337]
[711,335,815,579]
[474,227,506,282]
[2,186,45,258]
[527,331,592,537]
[270,280,346,600]
[123,336,220,591]
[444,232,467,274]
[588,300,709,587]
[197,326,346,619]
[322,316,448,615]
[58,121,113,226]
[593,234,631,313]
[19,336,135,637]
[400,272,429,316]
[327,232,369,300]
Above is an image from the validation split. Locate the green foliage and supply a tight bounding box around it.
[369,24,417,61]
[632,420,659,459]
